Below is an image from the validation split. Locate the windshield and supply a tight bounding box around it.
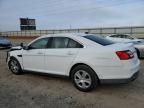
[83,35,114,46]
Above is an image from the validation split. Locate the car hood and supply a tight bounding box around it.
[10,46,22,51]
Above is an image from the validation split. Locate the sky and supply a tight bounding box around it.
[0,0,144,31]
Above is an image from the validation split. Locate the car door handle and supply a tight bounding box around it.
[37,52,44,55]
[67,51,74,55]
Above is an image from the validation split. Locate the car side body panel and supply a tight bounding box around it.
[7,33,140,85]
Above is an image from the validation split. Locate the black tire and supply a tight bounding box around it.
[8,58,22,75]
[135,48,140,59]
[71,65,99,92]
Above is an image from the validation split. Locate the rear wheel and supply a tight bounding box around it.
[71,65,98,92]
[8,58,22,75]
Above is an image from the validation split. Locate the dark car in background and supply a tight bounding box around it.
[0,36,12,49]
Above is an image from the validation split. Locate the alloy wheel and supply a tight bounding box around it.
[74,70,92,89]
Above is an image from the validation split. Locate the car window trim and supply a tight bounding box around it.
[67,37,84,48]
[46,37,53,48]
[48,37,84,49]
[28,37,49,49]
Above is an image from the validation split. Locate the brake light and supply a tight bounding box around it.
[116,50,134,60]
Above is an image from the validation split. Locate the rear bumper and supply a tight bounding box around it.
[100,71,139,84]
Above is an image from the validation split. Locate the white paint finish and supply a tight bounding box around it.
[44,48,79,75]
[22,49,45,72]
[8,33,140,81]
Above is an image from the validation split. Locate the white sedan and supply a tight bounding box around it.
[106,34,144,58]
[7,33,140,92]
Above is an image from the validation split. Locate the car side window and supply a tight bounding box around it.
[111,35,119,38]
[50,37,83,48]
[67,39,83,48]
[126,35,133,39]
[51,37,69,48]
[116,35,122,38]
[29,38,49,49]
[120,35,127,38]
[121,35,125,38]
[126,35,130,39]
[110,35,116,38]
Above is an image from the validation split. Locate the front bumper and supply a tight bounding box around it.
[100,71,139,84]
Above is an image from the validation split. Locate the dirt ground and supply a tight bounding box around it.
[0,39,144,108]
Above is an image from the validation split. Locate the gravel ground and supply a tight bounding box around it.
[0,48,144,108]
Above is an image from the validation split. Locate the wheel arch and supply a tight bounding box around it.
[69,63,100,82]
[8,56,23,69]
[9,56,17,60]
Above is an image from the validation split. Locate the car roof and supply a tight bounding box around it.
[38,33,91,38]
[28,33,97,47]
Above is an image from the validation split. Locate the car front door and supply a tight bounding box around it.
[44,37,83,75]
[22,37,49,72]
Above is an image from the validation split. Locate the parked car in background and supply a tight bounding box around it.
[7,33,140,92]
[0,36,12,49]
[106,34,144,58]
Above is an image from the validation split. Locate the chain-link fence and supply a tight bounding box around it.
[1,26,144,38]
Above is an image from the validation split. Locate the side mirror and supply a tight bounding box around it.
[20,43,23,48]
[23,46,29,50]
[20,43,29,50]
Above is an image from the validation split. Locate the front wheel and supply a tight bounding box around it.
[8,58,22,75]
[71,65,99,92]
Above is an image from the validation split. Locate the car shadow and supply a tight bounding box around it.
[23,70,70,81]
[23,70,136,92]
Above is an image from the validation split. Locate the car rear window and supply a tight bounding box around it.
[83,35,114,46]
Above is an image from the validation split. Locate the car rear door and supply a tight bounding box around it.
[44,37,83,75]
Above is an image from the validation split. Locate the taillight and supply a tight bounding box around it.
[116,50,134,60]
